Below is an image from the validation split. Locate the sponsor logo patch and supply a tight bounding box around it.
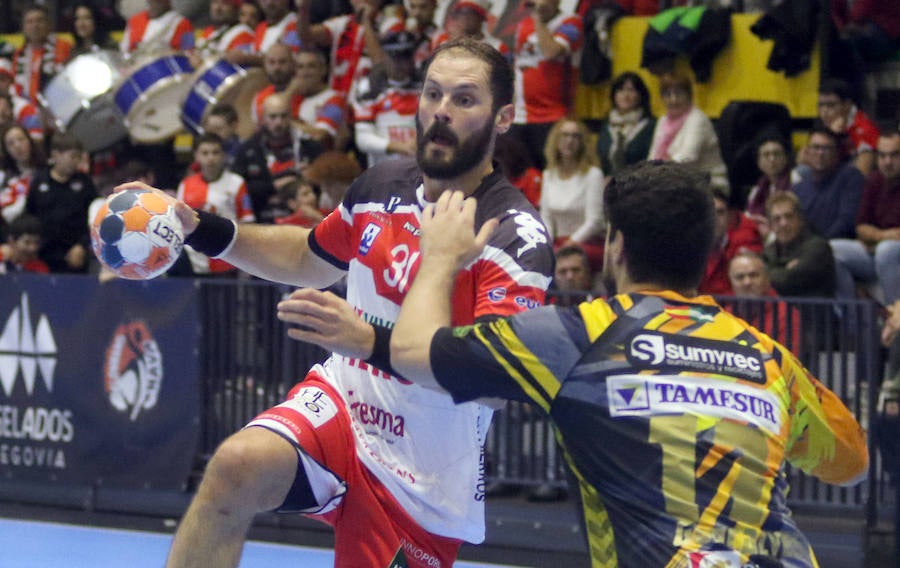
[607,374,782,434]
[627,331,765,384]
[289,386,338,428]
[487,287,507,302]
[359,222,382,255]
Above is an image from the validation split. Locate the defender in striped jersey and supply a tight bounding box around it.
[391,162,868,568]
[159,38,554,568]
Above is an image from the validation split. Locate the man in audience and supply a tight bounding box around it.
[294,0,403,97]
[763,192,836,298]
[817,78,880,176]
[12,4,72,103]
[120,0,195,56]
[291,48,348,152]
[253,0,298,56]
[552,244,596,305]
[405,0,439,70]
[728,251,801,353]
[504,0,583,170]
[251,43,300,123]
[202,103,243,164]
[194,0,256,65]
[24,134,97,273]
[830,130,900,304]
[699,188,762,296]
[233,93,305,222]
[431,0,502,51]
[353,31,420,167]
[0,213,48,274]
[792,125,865,239]
[177,133,256,276]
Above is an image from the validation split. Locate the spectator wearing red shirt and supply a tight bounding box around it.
[699,188,763,295]
[727,251,801,355]
[12,4,72,104]
[816,78,880,176]
[273,177,326,227]
[503,0,583,170]
[0,213,49,274]
[193,0,256,66]
[120,0,195,56]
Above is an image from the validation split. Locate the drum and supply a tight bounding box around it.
[39,51,129,153]
[114,54,194,144]
[181,59,267,139]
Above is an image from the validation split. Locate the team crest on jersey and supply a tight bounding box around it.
[359,222,382,255]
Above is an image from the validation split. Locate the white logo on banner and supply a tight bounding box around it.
[0,293,57,397]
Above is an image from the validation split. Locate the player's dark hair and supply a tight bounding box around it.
[208,102,239,125]
[193,132,225,151]
[604,161,714,291]
[423,37,514,114]
[8,213,42,239]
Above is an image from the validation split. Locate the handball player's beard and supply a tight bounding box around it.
[416,115,494,179]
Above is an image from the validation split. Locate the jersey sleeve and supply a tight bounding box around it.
[783,349,868,486]
[431,305,592,410]
[471,208,554,320]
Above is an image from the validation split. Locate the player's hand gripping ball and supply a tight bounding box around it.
[91,189,184,280]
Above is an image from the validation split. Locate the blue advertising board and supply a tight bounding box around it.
[0,273,200,490]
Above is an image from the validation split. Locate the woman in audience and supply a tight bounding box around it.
[648,71,729,191]
[539,118,605,269]
[0,124,45,225]
[745,135,795,239]
[595,71,656,179]
[69,3,117,59]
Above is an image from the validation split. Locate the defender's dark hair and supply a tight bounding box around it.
[604,161,714,290]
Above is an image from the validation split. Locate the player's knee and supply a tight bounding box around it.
[200,430,295,510]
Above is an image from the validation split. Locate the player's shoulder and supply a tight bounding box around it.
[343,157,422,209]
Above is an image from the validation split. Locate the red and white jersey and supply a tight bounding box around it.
[353,83,419,166]
[120,10,195,54]
[254,13,298,54]
[307,158,554,542]
[252,85,346,137]
[251,84,302,124]
[0,171,34,224]
[12,36,72,103]
[320,13,404,96]
[177,170,255,273]
[506,13,583,124]
[197,23,255,58]
[11,94,43,139]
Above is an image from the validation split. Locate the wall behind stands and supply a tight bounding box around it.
[576,13,821,121]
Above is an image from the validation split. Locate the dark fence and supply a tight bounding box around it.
[192,282,885,519]
[0,276,887,528]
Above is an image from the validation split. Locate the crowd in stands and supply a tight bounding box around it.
[0,1,898,306]
[0,0,897,508]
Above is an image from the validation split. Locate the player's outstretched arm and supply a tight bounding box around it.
[391,191,498,388]
[113,182,344,288]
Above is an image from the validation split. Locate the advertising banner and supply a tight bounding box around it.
[0,274,200,490]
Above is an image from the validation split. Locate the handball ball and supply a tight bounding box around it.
[91,190,184,280]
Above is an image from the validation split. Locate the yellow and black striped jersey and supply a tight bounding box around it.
[430,291,868,568]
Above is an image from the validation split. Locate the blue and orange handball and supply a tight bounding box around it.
[91,190,184,280]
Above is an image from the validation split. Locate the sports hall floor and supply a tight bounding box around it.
[0,494,874,567]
